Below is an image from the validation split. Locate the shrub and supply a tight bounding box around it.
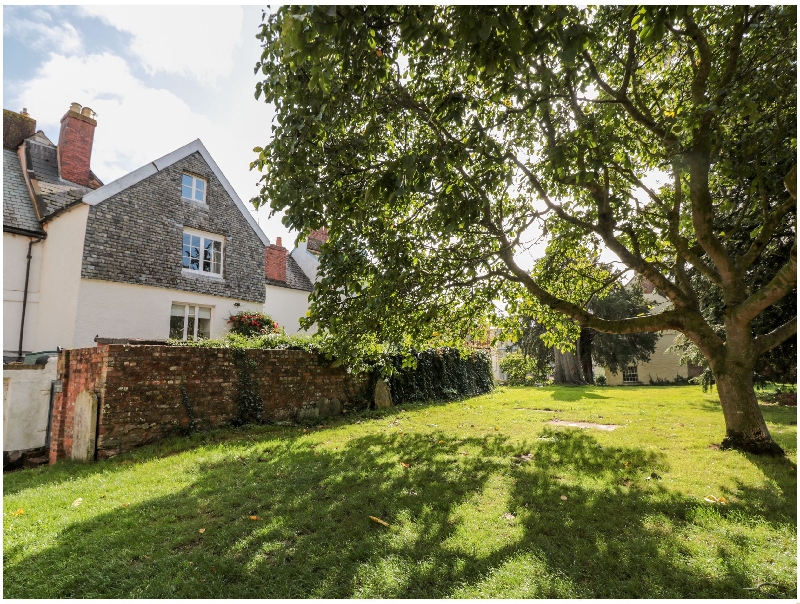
[499,352,546,386]
[227,311,279,337]
[595,374,607,386]
[386,348,494,404]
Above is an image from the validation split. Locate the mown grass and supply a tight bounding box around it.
[4,386,796,598]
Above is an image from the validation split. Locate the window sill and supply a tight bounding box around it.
[181,196,208,210]
[181,268,224,282]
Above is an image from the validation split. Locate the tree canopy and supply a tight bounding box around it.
[252,6,796,454]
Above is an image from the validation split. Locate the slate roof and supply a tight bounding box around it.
[26,138,92,217]
[265,254,314,292]
[3,149,44,234]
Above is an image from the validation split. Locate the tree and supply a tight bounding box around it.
[252,6,797,455]
[586,283,660,383]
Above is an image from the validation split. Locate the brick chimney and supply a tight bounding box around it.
[3,108,36,150]
[57,102,97,186]
[265,239,287,282]
[307,226,328,252]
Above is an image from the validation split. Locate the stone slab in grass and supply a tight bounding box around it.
[548,418,622,431]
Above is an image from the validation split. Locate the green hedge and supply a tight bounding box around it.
[386,348,494,404]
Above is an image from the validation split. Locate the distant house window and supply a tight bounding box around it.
[182,173,206,203]
[182,230,223,275]
[170,304,211,340]
[622,365,639,384]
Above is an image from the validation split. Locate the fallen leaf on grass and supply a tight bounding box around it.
[494,427,499,431]
[503,513,516,520]
[121,503,130,508]
[459,451,468,456]
[72,498,83,507]
[400,462,410,468]
[12,508,24,516]
[199,528,206,534]
[704,495,727,504]
[560,495,568,501]
[249,515,260,521]
[512,453,533,463]
[369,516,390,527]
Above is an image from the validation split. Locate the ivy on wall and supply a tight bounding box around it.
[386,348,494,405]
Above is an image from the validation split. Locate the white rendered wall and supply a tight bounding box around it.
[264,283,315,335]
[605,332,686,385]
[3,232,44,355]
[71,278,263,349]
[32,204,89,352]
[3,357,57,451]
[290,242,319,283]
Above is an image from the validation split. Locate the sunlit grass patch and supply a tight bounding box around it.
[4,385,796,598]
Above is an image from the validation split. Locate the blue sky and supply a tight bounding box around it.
[3,5,294,245]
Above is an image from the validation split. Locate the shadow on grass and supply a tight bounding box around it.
[5,427,795,598]
[545,387,610,402]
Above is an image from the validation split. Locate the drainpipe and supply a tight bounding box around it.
[17,236,44,362]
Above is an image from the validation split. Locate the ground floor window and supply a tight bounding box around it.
[170,304,211,340]
[622,365,639,384]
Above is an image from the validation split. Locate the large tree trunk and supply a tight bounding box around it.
[553,343,586,385]
[705,321,784,456]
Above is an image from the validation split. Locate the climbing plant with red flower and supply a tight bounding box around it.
[228,311,278,337]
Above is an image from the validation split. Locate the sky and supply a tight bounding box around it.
[3,5,296,246]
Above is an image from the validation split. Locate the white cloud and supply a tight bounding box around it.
[13,53,226,183]
[80,6,243,82]
[3,13,83,55]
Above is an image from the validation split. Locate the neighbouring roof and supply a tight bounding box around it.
[3,149,44,235]
[306,226,328,254]
[82,138,270,246]
[26,138,93,217]
[266,254,314,292]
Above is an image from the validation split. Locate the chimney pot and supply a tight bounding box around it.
[276,237,282,247]
[70,102,82,113]
[81,106,94,118]
[21,108,28,116]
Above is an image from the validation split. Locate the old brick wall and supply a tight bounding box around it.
[50,345,367,461]
[49,347,108,463]
[81,151,266,303]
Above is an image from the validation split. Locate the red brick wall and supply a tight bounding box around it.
[50,345,367,461]
[57,110,96,186]
[49,347,108,463]
[264,244,287,282]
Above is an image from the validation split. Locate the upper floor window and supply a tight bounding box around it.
[182,229,223,276]
[182,173,206,203]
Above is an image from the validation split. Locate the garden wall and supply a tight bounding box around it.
[49,345,367,463]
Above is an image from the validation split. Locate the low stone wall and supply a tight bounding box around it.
[49,345,368,462]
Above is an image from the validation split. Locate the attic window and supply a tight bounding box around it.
[182,173,206,203]
[182,229,223,276]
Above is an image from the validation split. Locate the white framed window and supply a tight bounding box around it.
[182,173,206,203]
[170,304,212,340]
[622,365,639,384]
[182,228,223,276]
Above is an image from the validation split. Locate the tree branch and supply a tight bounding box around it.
[755,318,797,357]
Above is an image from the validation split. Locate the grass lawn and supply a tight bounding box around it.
[4,385,796,598]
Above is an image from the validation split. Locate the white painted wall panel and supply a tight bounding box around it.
[2,358,57,451]
[264,284,315,335]
[3,232,44,355]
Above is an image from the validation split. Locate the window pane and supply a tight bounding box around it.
[171,303,185,317]
[182,185,192,198]
[182,174,193,187]
[187,315,196,340]
[182,247,191,268]
[198,307,211,319]
[195,179,205,192]
[183,233,191,245]
[212,240,222,273]
[195,189,204,202]
[197,317,211,340]
[191,235,200,248]
[169,315,185,339]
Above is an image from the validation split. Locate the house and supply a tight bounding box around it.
[603,279,701,385]
[3,103,313,362]
[290,226,328,283]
